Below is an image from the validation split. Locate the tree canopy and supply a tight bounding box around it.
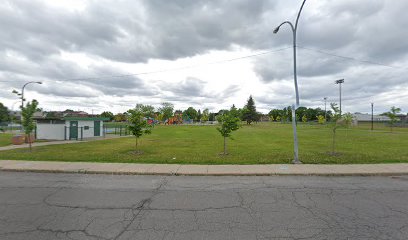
[127,108,153,150]
[159,102,174,121]
[0,102,9,123]
[182,107,198,120]
[216,105,241,155]
[21,100,39,151]
[100,111,114,121]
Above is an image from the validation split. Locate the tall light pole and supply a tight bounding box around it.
[12,81,42,109]
[371,102,374,131]
[12,81,42,124]
[324,97,327,121]
[273,0,307,164]
[335,79,344,116]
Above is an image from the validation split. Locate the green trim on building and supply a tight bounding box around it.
[63,117,110,121]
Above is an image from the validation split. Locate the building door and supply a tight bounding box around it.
[69,121,78,140]
[94,121,100,136]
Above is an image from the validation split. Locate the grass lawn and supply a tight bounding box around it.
[0,123,407,164]
[0,133,14,147]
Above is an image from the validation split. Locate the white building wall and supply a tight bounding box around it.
[36,124,65,140]
[65,120,104,139]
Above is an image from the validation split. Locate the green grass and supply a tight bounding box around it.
[0,133,14,147]
[0,123,407,164]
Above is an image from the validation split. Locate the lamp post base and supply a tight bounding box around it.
[292,159,302,164]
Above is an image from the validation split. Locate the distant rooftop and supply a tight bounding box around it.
[352,113,390,122]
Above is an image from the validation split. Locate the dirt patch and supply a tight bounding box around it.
[327,151,342,157]
[128,150,144,156]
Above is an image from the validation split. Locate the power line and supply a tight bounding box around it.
[60,47,292,82]
[297,46,407,70]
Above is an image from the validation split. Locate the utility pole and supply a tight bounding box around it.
[371,103,374,131]
[335,79,344,116]
[324,97,327,121]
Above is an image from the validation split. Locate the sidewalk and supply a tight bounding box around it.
[1,160,408,176]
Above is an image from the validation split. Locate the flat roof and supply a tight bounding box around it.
[63,117,110,121]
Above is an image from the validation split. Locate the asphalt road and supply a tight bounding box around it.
[0,172,407,240]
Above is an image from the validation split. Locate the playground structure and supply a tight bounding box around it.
[165,112,183,125]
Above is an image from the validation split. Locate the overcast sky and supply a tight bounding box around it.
[1,0,407,114]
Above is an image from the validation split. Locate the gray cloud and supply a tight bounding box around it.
[0,0,408,114]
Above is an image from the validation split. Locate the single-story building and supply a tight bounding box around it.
[351,113,390,126]
[35,117,109,140]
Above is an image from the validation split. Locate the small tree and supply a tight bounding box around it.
[21,100,39,152]
[317,115,326,124]
[302,115,307,123]
[385,106,401,132]
[330,103,342,155]
[342,113,354,128]
[201,108,210,122]
[127,108,152,152]
[216,106,241,155]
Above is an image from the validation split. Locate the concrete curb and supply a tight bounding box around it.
[1,160,408,176]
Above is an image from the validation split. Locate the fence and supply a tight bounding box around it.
[0,122,23,132]
[103,125,130,136]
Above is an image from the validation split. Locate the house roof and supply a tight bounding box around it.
[63,117,110,121]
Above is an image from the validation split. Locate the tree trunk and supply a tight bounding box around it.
[28,134,32,152]
[135,137,138,150]
[332,128,336,154]
[223,136,227,155]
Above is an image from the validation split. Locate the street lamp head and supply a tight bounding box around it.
[36,81,42,84]
[273,26,280,34]
[335,79,344,84]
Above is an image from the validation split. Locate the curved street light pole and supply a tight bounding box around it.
[12,81,42,126]
[21,81,42,110]
[273,0,306,164]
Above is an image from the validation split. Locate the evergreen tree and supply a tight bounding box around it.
[242,95,257,125]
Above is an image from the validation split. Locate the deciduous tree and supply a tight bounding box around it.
[0,102,9,123]
[100,111,114,121]
[159,102,174,121]
[127,108,152,151]
[216,106,241,155]
[21,100,39,151]
[385,106,401,132]
[183,107,197,121]
[201,108,210,122]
